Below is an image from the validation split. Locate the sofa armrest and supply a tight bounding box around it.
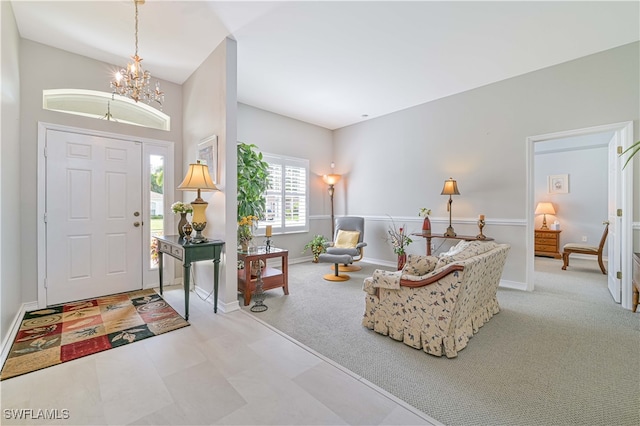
[399,264,464,288]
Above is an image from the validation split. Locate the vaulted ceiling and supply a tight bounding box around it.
[11,1,639,129]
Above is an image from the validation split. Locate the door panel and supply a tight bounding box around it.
[46,129,142,305]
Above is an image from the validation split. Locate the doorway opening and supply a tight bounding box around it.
[36,122,175,308]
[526,122,634,310]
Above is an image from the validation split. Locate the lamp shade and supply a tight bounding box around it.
[322,174,342,186]
[177,161,218,192]
[441,177,460,195]
[535,202,556,215]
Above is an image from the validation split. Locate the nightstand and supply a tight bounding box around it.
[535,229,562,259]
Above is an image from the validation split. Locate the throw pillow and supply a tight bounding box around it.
[334,230,360,248]
[402,255,439,276]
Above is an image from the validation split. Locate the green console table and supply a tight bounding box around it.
[155,235,225,320]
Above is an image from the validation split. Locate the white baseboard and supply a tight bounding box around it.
[193,284,240,313]
[1,301,38,371]
[361,258,396,269]
[499,279,528,291]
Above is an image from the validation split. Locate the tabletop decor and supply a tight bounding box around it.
[477,214,486,240]
[238,215,259,252]
[171,201,193,237]
[250,267,268,312]
[0,289,188,381]
[441,177,461,237]
[419,208,432,234]
[177,161,219,243]
[265,224,273,252]
[387,219,412,270]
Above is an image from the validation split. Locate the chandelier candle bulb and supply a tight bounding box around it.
[265,225,272,237]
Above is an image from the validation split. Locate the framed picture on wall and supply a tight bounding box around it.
[197,135,218,184]
[548,174,569,194]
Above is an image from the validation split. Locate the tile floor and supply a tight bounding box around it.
[0,287,437,425]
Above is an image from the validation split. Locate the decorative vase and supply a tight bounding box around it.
[397,253,407,270]
[178,213,188,237]
[422,216,431,235]
[182,222,193,240]
[241,242,250,253]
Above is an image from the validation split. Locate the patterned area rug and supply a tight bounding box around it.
[0,289,188,380]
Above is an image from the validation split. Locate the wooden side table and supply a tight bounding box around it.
[238,246,288,306]
[534,229,562,259]
[155,235,225,319]
[411,232,494,256]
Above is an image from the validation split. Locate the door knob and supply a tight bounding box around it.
[134,211,140,217]
[133,222,141,227]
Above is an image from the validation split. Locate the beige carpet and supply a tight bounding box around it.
[245,257,640,426]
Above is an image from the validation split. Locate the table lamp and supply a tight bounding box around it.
[535,202,556,230]
[178,160,218,243]
[441,177,460,237]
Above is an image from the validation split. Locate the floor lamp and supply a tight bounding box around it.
[322,173,341,237]
[441,177,460,237]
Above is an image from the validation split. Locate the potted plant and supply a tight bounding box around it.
[419,207,432,234]
[238,215,258,252]
[303,234,328,262]
[386,218,412,270]
[237,142,270,221]
[171,201,193,237]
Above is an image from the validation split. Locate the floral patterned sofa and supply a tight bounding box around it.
[362,240,510,358]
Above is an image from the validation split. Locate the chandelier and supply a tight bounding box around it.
[111,0,164,107]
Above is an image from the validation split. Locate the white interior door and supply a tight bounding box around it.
[607,135,621,303]
[46,129,142,305]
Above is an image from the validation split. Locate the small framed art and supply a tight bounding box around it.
[197,135,218,184]
[548,174,568,194]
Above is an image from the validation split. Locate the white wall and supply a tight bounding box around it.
[1,1,22,343]
[333,42,639,286]
[17,40,183,303]
[237,103,334,260]
[535,143,609,252]
[182,38,238,312]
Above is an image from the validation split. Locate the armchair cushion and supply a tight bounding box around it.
[435,240,499,269]
[372,269,403,290]
[334,230,361,248]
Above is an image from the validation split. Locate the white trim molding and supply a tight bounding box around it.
[0,301,38,370]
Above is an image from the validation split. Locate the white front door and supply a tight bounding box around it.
[46,129,143,305]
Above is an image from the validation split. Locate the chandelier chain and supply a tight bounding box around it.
[134,1,138,56]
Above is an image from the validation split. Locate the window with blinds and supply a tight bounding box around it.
[262,153,309,234]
